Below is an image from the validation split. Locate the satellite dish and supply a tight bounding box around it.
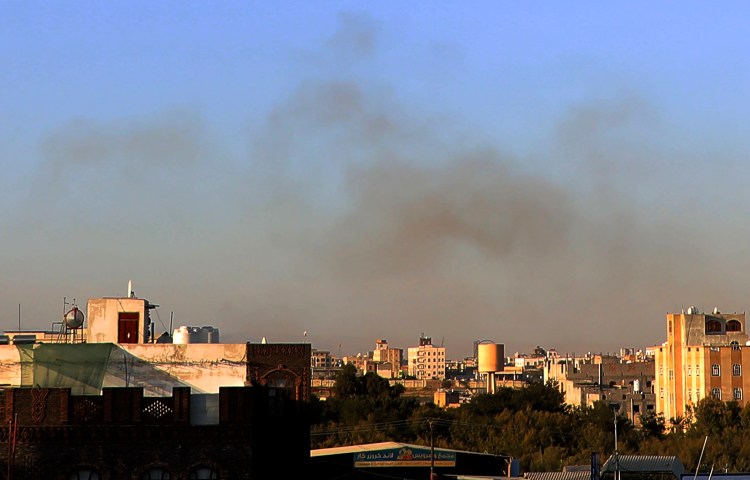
[64,307,85,329]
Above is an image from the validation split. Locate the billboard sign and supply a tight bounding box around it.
[354,446,457,468]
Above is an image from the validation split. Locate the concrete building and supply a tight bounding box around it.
[0,289,314,478]
[311,349,333,369]
[545,354,655,424]
[654,307,750,421]
[0,384,309,479]
[372,339,403,378]
[407,335,446,380]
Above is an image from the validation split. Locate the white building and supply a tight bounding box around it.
[407,335,446,380]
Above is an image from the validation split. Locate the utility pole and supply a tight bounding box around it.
[614,411,620,480]
[429,419,435,480]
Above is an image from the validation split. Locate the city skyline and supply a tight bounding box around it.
[4,3,750,358]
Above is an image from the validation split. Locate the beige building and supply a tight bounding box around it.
[0,291,310,398]
[407,335,446,380]
[654,307,749,421]
[372,339,403,378]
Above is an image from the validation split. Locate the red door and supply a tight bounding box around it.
[118,312,139,343]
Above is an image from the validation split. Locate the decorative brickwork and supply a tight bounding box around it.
[0,386,309,479]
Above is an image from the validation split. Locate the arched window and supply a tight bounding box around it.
[727,320,742,332]
[264,369,298,415]
[69,470,100,480]
[189,467,218,479]
[705,319,722,333]
[141,468,171,480]
[731,341,741,351]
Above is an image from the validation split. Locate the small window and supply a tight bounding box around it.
[141,468,171,480]
[189,467,219,480]
[696,367,700,377]
[70,470,100,480]
[734,388,743,400]
[706,319,722,333]
[688,367,692,376]
[733,364,742,376]
[727,320,742,332]
[659,388,664,398]
[712,388,722,399]
[731,341,741,350]
[712,364,720,376]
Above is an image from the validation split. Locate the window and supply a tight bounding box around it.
[733,364,742,376]
[712,364,720,376]
[688,367,692,376]
[70,470,100,480]
[712,388,722,399]
[659,387,664,398]
[727,320,742,332]
[706,319,722,333]
[696,367,700,377]
[669,370,674,380]
[659,367,663,376]
[731,341,741,350]
[141,468,171,480]
[189,467,219,479]
[735,388,743,400]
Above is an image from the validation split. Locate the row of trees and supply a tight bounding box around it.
[310,366,750,472]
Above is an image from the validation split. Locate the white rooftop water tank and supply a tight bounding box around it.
[173,326,190,345]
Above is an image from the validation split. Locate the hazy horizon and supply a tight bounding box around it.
[4,3,750,358]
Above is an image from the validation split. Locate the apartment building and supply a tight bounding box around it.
[311,349,334,369]
[407,335,446,380]
[372,339,403,378]
[654,307,749,421]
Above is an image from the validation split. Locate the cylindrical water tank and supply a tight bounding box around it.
[173,326,190,345]
[207,328,220,344]
[196,326,211,343]
[478,343,505,373]
[188,326,202,343]
[64,307,85,329]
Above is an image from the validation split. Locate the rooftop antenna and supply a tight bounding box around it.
[127,280,134,298]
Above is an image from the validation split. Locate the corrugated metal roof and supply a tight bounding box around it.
[601,455,684,477]
[311,442,501,458]
[525,471,590,480]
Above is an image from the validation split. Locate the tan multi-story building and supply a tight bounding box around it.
[654,307,749,421]
[407,335,446,380]
[311,349,334,369]
[372,339,403,378]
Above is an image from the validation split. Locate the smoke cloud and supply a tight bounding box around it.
[4,12,750,358]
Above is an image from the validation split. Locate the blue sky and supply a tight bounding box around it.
[2,2,750,356]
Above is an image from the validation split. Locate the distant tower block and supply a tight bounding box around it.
[478,343,505,394]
